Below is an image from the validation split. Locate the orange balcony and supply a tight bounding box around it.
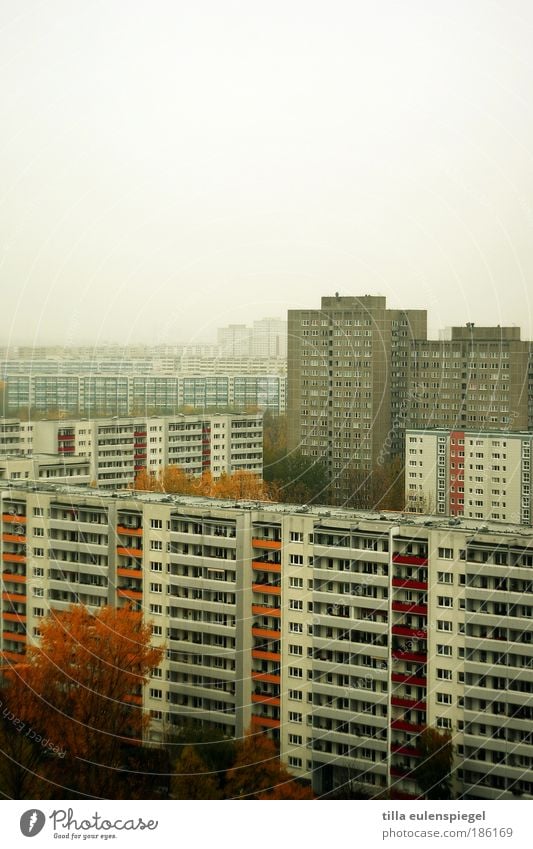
[2,631,26,643]
[251,626,281,640]
[252,538,281,550]
[252,604,280,618]
[252,583,281,596]
[1,649,26,664]
[2,514,26,524]
[252,560,281,573]
[252,649,281,662]
[2,572,26,584]
[251,715,280,730]
[252,671,280,685]
[2,553,26,564]
[117,567,143,579]
[117,588,143,601]
[2,533,26,544]
[117,546,143,558]
[2,612,27,624]
[252,693,281,707]
[117,525,143,537]
[2,591,27,604]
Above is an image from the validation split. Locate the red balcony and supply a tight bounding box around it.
[251,715,280,730]
[134,431,147,437]
[252,604,280,618]
[391,696,427,711]
[391,765,416,779]
[251,693,281,707]
[251,671,280,685]
[392,625,427,639]
[252,560,281,573]
[392,602,427,615]
[391,719,425,734]
[252,583,281,596]
[57,433,75,440]
[117,525,143,537]
[391,672,427,687]
[392,650,427,664]
[392,578,427,591]
[252,538,281,550]
[252,649,281,662]
[393,555,427,566]
[391,744,421,758]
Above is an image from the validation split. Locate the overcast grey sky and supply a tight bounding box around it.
[2,0,533,346]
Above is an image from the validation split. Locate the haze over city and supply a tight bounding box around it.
[2,1,533,345]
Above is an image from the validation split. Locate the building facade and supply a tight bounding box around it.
[405,429,532,526]
[2,481,532,801]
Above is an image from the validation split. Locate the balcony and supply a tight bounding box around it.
[251,626,281,640]
[392,650,427,664]
[391,696,427,711]
[252,583,281,596]
[391,743,421,758]
[117,525,143,537]
[2,514,26,524]
[117,546,143,558]
[117,567,143,579]
[2,572,26,584]
[2,591,27,604]
[1,649,26,663]
[392,578,427,591]
[252,560,281,573]
[252,538,281,550]
[252,649,281,662]
[393,555,427,566]
[252,693,281,707]
[2,533,26,544]
[391,719,425,734]
[2,612,27,624]
[391,625,427,639]
[251,671,280,685]
[392,602,427,615]
[251,715,280,730]
[2,631,26,643]
[252,604,280,618]
[117,588,143,601]
[2,553,26,564]
[391,672,427,687]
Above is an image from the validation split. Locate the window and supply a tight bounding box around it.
[33,547,44,557]
[149,688,162,699]
[289,689,303,700]
[437,717,452,730]
[289,644,303,656]
[151,540,163,550]
[289,734,302,745]
[33,567,44,577]
[289,599,303,611]
[289,712,302,723]
[33,527,44,537]
[33,507,44,517]
[438,548,453,559]
[151,667,162,678]
[437,620,452,632]
[150,583,162,593]
[437,644,452,656]
[150,519,163,529]
[437,668,452,681]
[150,604,162,615]
[437,572,453,584]
[288,756,302,768]
[152,625,162,636]
[290,532,303,542]
[438,596,453,608]
[289,667,303,678]
[289,577,303,589]
[33,607,44,617]
[33,587,44,597]
[150,561,163,572]
[289,622,303,633]
[437,693,452,705]
[290,554,304,565]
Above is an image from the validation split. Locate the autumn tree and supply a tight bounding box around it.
[3,605,163,798]
[0,706,52,799]
[171,746,223,799]
[225,729,314,800]
[133,466,276,501]
[265,451,330,505]
[414,726,454,799]
[212,470,275,501]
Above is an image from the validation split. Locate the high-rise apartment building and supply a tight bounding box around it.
[404,428,532,525]
[288,295,427,496]
[3,481,532,801]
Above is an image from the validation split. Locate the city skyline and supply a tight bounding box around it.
[2,2,533,345]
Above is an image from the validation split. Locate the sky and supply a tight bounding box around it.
[2,0,533,346]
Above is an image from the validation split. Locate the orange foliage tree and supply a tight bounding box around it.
[133,466,277,502]
[224,729,314,800]
[3,605,163,797]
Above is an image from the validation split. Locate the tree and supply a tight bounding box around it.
[0,708,51,799]
[414,726,454,799]
[132,465,276,501]
[266,451,330,505]
[2,605,163,798]
[171,746,223,799]
[225,728,314,799]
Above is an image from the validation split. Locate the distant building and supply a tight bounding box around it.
[405,428,532,525]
